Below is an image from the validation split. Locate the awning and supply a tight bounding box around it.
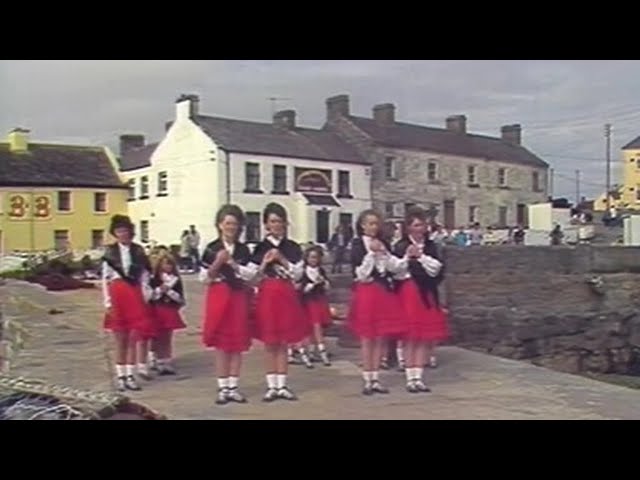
[303,194,341,207]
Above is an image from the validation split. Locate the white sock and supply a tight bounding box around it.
[137,363,149,374]
[414,367,424,381]
[115,365,126,377]
[276,374,287,389]
[125,364,134,376]
[266,373,277,389]
[371,371,379,381]
[148,351,157,363]
[218,377,229,389]
[362,371,372,383]
[396,346,404,363]
[317,343,326,352]
[228,376,239,389]
[405,368,413,382]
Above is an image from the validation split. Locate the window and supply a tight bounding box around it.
[636,158,640,169]
[157,171,168,196]
[140,176,149,199]
[245,212,261,242]
[467,166,477,185]
[636,186,640,201]
[385,202,395,218]
[272,165,287,193]
[140,220,149,243]
[405,202,416,213]
[94,192,107,212]
[91,229,104,249]
[532,171,540,192]
[468,206,478,224]
[428,161,438,182]
[127,179,136,201]
[245,163,261,192]
[58,191,71,212]
[338,171,351,197]
[384,157,396,180]
[498,168,507,187]
[54,230,69,251]
[498,206,508,227]
[339,213,353,231]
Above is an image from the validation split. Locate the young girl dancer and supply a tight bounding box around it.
[298,245,332,367]
[250,203,307,402]
[102,214,153,391]
[393,206,447,393]
[200,205,256,405]
[349,209,407,395]
[149,253,186,375]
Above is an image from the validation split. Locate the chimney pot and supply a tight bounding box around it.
[273,110,296,129]
[7,128,30,153]
[446,115,467,134]
[326,94,350,121]
[501,124,522,145]
[373,103,396,125]
[175,93,200,119]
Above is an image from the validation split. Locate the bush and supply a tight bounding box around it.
[34,274,95,291]
[1,269,31,281]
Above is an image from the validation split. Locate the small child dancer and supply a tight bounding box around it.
[149,254,186,375]
[298,245,332,367]
[102,214,153,391]
[349,209,407,395]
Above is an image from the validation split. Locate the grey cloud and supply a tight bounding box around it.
[1,59,640,199]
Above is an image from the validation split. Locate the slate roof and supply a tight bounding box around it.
[119,143,158,172]
[622,136,640,150]
[0,143,126,189]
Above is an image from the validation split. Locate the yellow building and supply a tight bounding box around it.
[0,128,129,254]
[594,135,640,212]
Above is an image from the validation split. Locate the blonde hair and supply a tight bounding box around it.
[152,252,179,279]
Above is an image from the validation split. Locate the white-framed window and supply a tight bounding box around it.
[58,191,72,212]
[140,220,150,243]
[468,206,479,224]
[94,192,107,213]
[272,165,287,193]
[498,168,507,186]
[245,162,261,192]
[91,229,104,249]
[428,161,438,182]
[338,170,351,196]
[384,202,395,218]
[532,171,540,192]
[467,165,477,185]
[140,176,149,199]
[127,179,136,201]
[498,206,508,227]
[54,230,70,251]
[157,171,168,196]
[384,156,396,180]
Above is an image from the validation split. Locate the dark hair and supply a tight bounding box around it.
[215,204,246,234]
[263,202,288,224]
[303,245,324,264]
[109,214,135,237]
[356,209,383,237]
[404,206,428,229]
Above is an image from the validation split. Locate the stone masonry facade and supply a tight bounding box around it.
[323,95,549,228]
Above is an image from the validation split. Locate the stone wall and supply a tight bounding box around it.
[443,245,640,375]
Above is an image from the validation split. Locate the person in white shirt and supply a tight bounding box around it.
[102,215,153,392]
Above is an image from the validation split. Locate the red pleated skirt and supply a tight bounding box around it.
[254,278,309,345]
[152,304,186,331]
[303,296,332,327]
[396,280,449,342]
[103,279,153,335]
[348,282,407,339]
[203,282,252,352]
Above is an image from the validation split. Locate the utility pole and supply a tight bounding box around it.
[605,123,612,211]
[549,168,554,199]
[575,169,581,207]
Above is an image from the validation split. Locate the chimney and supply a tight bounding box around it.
[373,103,395,125]
[175,93,200,120]
[119,134,145,156]
[7,128,30,153]
[273,110,296,129]
[446,115,467,134]
[326,94,350,121]
[165,121,173,132]
[501,124,522,145]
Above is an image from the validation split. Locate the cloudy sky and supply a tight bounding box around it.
[2,60,639,199]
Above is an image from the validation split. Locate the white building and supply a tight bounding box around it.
[120,94,371,247]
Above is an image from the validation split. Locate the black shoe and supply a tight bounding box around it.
[124,375,141,391]
[362,383,374,396]
[158,364,176,376]
[379,358,390,370]
[215,388,229,405]
[413,380,432,393]
[371,380,389,394]
[116,376,127,392]
[226,387,248,404]
[262,388,279,403]
[406,381,419,394]
[277,386,298,401]
[319,350,332,367]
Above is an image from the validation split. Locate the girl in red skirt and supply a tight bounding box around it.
[201,204,256,405]
[349,209,407,395]
[297,245,332,367]
[149,253,186,376]
[393,206,447,393]
[250,202,307,402]
[102,215,153,392]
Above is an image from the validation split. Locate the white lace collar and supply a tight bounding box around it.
[266,235,283,247]
[222,239,235,255]
[305,265,321,283]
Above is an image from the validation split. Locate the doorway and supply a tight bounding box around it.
[316,210,330,244]
[443,200,455,229]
